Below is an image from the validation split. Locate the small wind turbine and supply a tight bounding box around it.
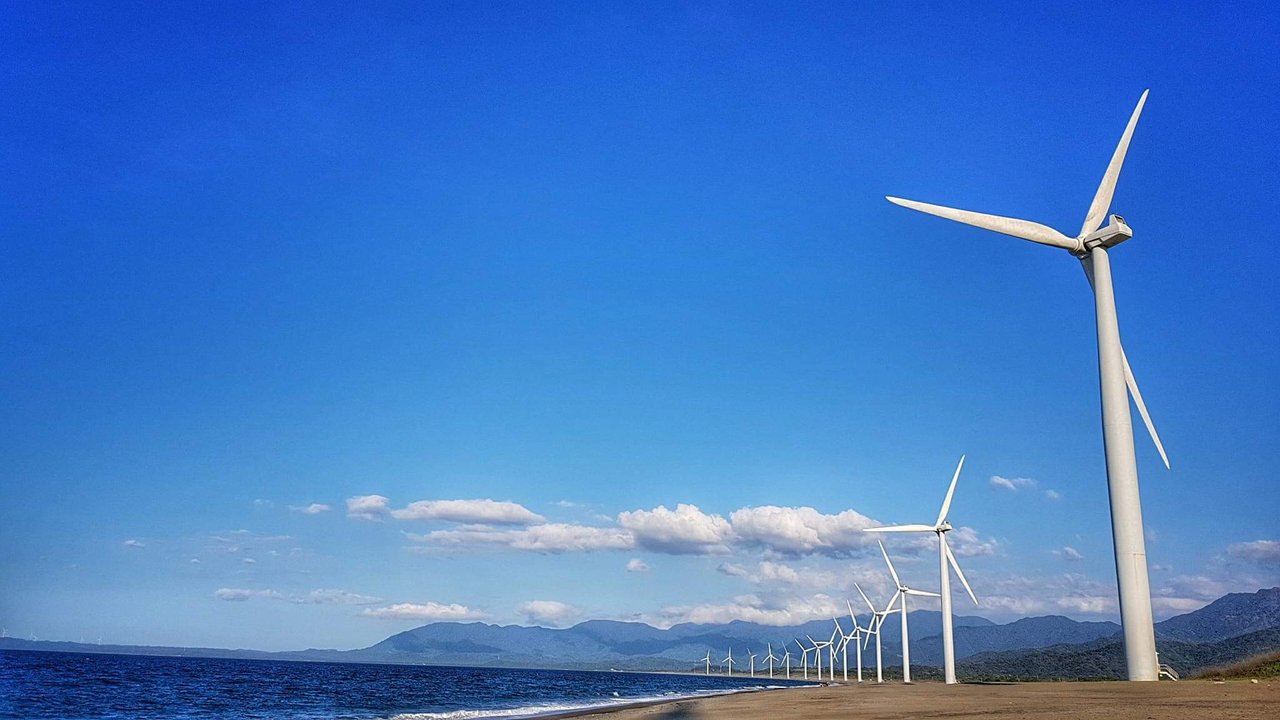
[796,639,810,679]
[879,540,940,683]
[835,602,869,683]
[782,645,793,679]
[723,647,734,676]
[747,649,757,677]
[866,455,979,684]
[806,633,831,681]
[856,583,892,683]
[765,643,779,678]
[885,90,1168,681]
[702,650,712,675]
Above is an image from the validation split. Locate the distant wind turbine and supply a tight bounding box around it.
[747,649,757,677]
[702,650,712,675]
[879,540,940,683]
[885,89,1168,681]
[765,643,779,678]
[856,582,892,683]
[866,455,979,684]
[723,647,733,676]
[781,645,792,679]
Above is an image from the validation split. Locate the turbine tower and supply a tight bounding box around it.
[702,650,712,675]
[866,455,979,684]
[765,643,779,678]
[885,89,1168,680]
[795,639,810,679]
[723,647,733,676]
[879,540,940,683]
[748,649,757,677]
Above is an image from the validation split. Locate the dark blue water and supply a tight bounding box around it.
[0,650,810,719]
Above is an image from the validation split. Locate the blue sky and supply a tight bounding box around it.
[2,2,1277,651]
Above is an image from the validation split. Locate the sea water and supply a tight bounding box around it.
[0,650,810,719]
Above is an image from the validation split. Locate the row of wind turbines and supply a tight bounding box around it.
[700,455,979,685]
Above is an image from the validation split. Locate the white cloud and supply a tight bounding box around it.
[1044,489,1062,501]
[1055,595,1115,614]
[1227,539,1280,564]
[213,587,379,605]
[949,526,999,557]
[618,504,733,555]
[1160,574,1231,600]
[292,589,381,606]
[214,588,284,602]
[729,506,877,556]
[361,602,484,621]
[1054,546,1084,561]
[519,600,580,627]
[391,499,544,525]
[411,523,635,553]
[291,503,332,515]
[656,593,844,628]
[123,539,145,549]
[626,558,650,572]
[242,557,257,564]
[717,562,749,577]
[347,495,390,521]
[990,475,1036,492]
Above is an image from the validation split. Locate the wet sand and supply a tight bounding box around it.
[569,680,1280,720]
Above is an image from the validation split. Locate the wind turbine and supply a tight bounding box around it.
[836,601,869,682]
[723,647,734,676]
[885,89,1168,681]
[806,633,832,681]
[748,649,757,677]
[765,643,779,678]
[796,638,811,679]
[782,645,793,679]
[879,540,940,683]
[702,650,712,675]
[866,455,980,684]
[855,583,891,683]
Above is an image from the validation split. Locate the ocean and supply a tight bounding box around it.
[0,650,810,719]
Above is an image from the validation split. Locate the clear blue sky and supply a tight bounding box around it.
[2,1,1276,651]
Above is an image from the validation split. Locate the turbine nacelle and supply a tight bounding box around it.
[1081,214,1133,252]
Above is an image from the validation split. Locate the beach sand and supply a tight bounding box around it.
[572,680,1280,720]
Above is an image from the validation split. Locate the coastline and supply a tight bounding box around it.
[555,679,1279,720]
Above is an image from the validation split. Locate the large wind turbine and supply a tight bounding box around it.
[866,455,979,684]
[885,89,1168,681]
[878,540,940,683]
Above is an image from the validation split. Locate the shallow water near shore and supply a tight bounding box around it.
[0,649,810,720]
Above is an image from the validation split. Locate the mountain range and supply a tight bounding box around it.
[3,587,1277,680]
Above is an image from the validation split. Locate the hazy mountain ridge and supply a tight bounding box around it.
[3,587,1276,677]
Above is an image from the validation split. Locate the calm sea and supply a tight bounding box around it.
[0,650,809,719]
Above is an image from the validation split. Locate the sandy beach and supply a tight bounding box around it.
[572,680,1280,720]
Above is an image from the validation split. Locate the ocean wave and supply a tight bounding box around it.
[389,685,781,720]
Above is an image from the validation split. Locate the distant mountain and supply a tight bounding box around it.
[911,615,1122,667]
[1155,587,1280,643]
[957,625,1280,680]
[4,587,1277,678]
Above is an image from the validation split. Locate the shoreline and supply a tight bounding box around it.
[554,679,1279,720]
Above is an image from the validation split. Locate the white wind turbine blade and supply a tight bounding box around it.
[904,589,941,598]
[886,197,1079,251]
[943,538,979,605]
[1081,255,1171,469]
[855,583,877,615]
[878,540,902,589]
[1080,90,1149,237]
[936,454,965,526]
[1122,349,1170,469]
[866,524,937,533]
